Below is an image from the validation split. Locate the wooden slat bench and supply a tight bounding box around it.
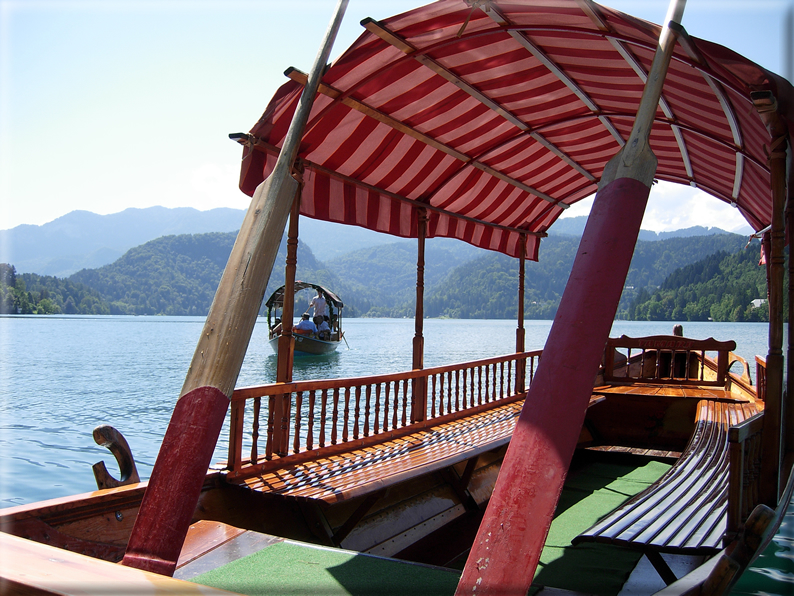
[234,399,524,504]
[573,399,759,585]
[233,394,608,505]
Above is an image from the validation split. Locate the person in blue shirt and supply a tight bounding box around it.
[293,313,317,335]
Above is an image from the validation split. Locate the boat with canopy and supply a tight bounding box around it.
[265,281,345,354]
[1,1,793,594]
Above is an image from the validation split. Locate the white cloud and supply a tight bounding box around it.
[560,181,754,235]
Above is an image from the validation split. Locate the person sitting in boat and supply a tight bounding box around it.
[270,318,282,339]
[293,313,317,336]
[317,315,331,341]
[309,290,327,318]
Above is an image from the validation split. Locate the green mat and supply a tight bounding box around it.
[192,540,460,596]
[533,457,672,595]
[193,454,671,596]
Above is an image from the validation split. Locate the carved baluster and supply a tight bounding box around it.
[462,368,468,409]
[331,388,340,445]
[354,386,362,440]
[364,385,372,437]
[266,394,275,461]
[402,379,409,427]
[374,384,381,434]
[343,386,351,442]
[392,381,399,429]
[492,363,497,401]
[446,371,452,414]
[478,366,483,406]
[507,360,513,397]
[431,375,437,418]
[319,389,327,448]
[383,382,391,431]
[453,370,459,411]
[293,391,303,454]
[499,362,505,399]
[307,390,316,451]
[251,396,261,465]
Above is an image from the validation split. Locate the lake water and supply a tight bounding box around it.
[0,316,787,593]
[0,315,771,507]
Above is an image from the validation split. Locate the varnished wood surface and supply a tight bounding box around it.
[177,520,247,569]
[0,531,236,595]
[592,384,742,401]
[234,400,525,503]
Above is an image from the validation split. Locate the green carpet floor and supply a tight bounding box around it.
[193,452,672,596]
[192,541,460,596]
[532,454,672,595]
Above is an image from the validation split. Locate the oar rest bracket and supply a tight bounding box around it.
[92,425,141,490]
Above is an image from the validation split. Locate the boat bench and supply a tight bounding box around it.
[233,399,525,504]
[573,399,758,585]
[233,392,609,506]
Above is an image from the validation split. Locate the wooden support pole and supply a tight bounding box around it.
[412,209,428,423]
[121,0,349,577]
[274,186,302,455]
[753,91,788,505]
[516,235,526,393]
[456,2,684,593]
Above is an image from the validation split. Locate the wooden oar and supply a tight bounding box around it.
[121,0,349,576]
[456,1,686,594]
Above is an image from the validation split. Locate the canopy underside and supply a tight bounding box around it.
[238,0,793,260]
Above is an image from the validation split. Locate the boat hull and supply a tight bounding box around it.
[269,334,340,355]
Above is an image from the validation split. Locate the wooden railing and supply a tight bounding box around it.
[226,351,540,477]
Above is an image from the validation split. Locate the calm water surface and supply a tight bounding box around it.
[0,315,786,591]
[0,315,769,506]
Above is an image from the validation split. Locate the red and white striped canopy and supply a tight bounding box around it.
[238,0,793,260]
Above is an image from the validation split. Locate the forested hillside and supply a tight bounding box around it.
[68,233,340,316]
[1,228,759,321]
[0,263,111,314]
[327,240,479,317]
[628,245,773,321]
[424,234,748,319]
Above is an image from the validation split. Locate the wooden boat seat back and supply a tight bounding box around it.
[604,335,736,387]
[573,398,759,583]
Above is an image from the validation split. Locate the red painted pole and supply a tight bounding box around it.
[121,0,349,576]
[455,178,650,594]
[456,1,685,592]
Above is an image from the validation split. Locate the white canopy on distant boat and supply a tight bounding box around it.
[236,0,793,260]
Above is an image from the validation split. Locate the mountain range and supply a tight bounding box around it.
[1,207,744,278]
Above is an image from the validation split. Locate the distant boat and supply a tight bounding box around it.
[265,281,344,355]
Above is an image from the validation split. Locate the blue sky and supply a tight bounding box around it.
[1,0,791,234]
